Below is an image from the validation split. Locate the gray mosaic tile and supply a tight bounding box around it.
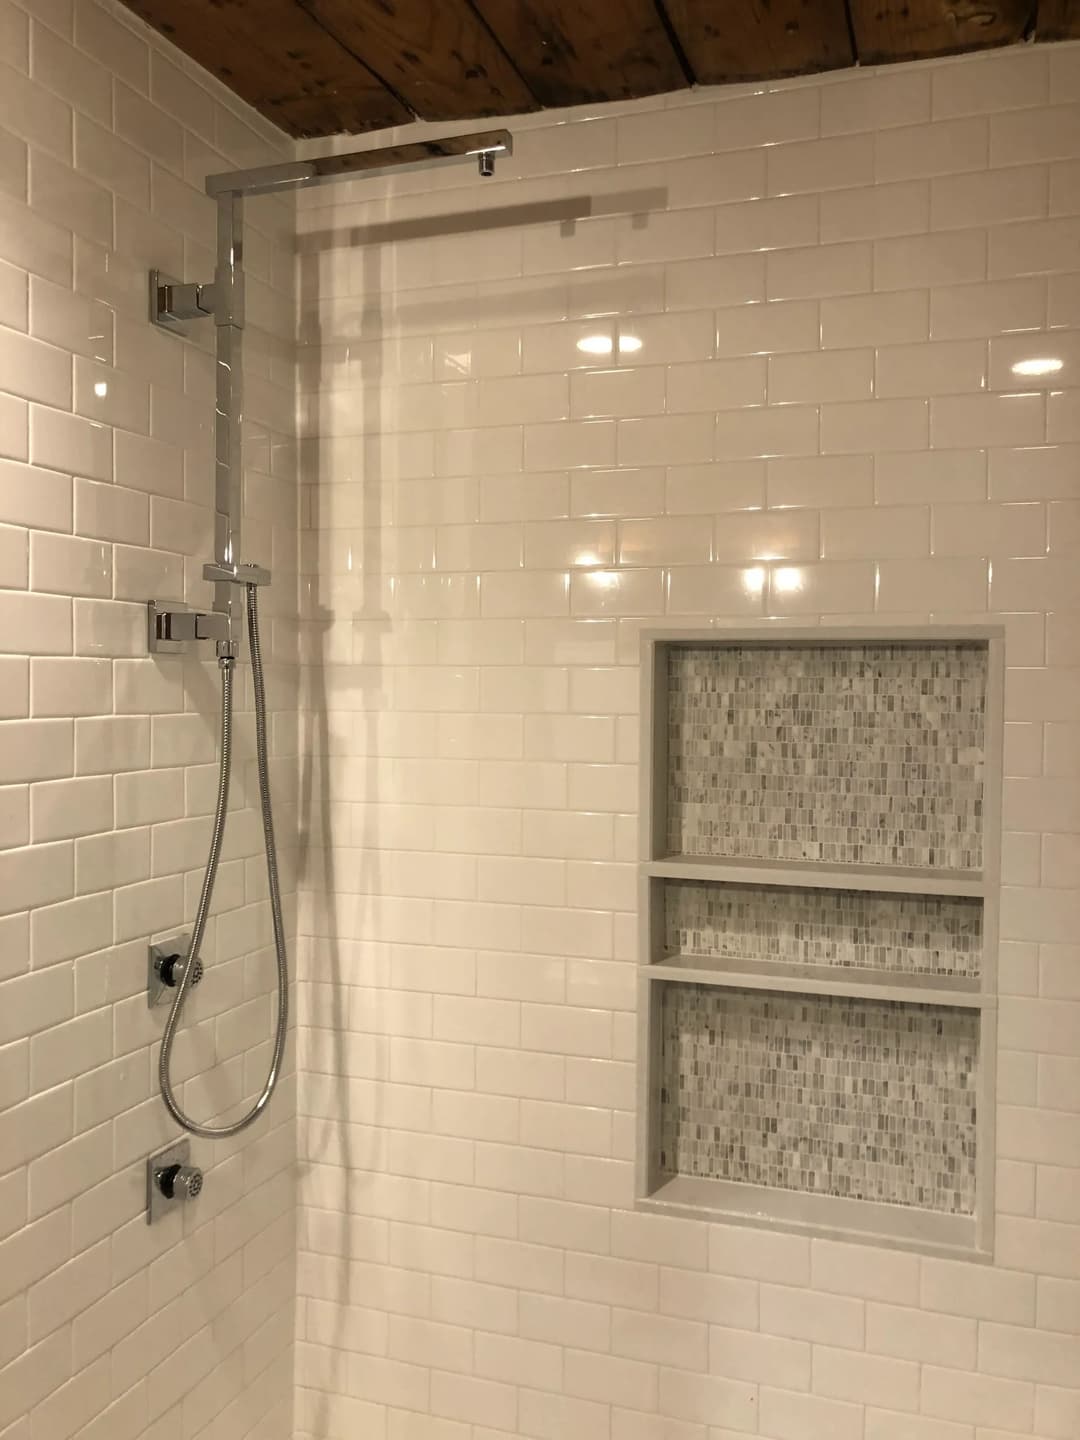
[665,880,982,979]
[658,984,978,1215]
[666,643,986,871]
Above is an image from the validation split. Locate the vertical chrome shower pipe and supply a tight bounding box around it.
[211,191,245,653]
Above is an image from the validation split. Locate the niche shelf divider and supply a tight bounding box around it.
[635,626,1004,1261]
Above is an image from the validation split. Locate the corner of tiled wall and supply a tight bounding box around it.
[0,1,300,1437]
[293,36,1080,1440]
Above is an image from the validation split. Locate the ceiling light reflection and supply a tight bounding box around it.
[576,333,643,357]
[741,566,765,596]
[774,567,804,594]
[1011,357,1063,377]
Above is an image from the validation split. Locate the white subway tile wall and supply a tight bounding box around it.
[296,38,1080,1440]
[0,2,298,1439]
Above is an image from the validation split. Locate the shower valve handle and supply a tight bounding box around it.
[159,953,204,989]
[155,1162,203,1201]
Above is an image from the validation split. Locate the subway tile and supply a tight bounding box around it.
[768,242,873,300]
[617,414,714,467]
[822,505,929,559]
[623,312,716,366]
[29,532,111,598]
[934,50,1048,116]
[769,348,873,404]
[616,207,714,266]
[1052,159,1080,216]
[821,179,929,244]
[29,151,112,247]
[0,258,27,332]
[713,301,820,368]
[931,277,1047,340]
[0,57,71,161]
[815,1346,919,1410]
[875,116,988,181]
[765,559,876,615]
[668,356,766,412]
[760,1385,863,1440]
[991,104,1080,167]
[933,501,1046,557]
[824,69,931,133]
[988,443,1077,503]
[666,252,766,310]
[29,276,111,364]
[524,420,614,471]
[877,556,987,611]
[715,194,818,255]
[921,1365,1034,1430]
[821,397,928,453]
[570,366,666,419]
[821,290,929,348]
[0,592,71,655]
[931,391,1045,449]
[1048,387,1080,442]
[768,134,874,196]
[714,404,819,459]
[619,516,711,566]
[524,519,614,569]
[990,217,1080,278]
[931,165,1048,231]
[710,1324,810,1390]
[524,216,615,275]
[812,1239,918,1303]
[876,339,987,397]
[667,459,765,514]
[713,508,820,563]
[0,326,70,408]
[768,454,874,509]
[0,191,71,286]
[29,406,111,482]
[866,1301,976,1368]
[876,231,987,290]
[618,104,716,164]
[761,1283,863,1347]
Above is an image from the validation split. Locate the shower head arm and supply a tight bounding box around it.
[205,128,513,199]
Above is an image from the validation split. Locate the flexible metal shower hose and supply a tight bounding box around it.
[158,583,289,1138]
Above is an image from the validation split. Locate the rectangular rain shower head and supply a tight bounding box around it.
[205,128,514,199]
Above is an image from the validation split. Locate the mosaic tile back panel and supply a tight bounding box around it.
[665,643,987,870]
[664,881,983,979]
[658,984,979,1214]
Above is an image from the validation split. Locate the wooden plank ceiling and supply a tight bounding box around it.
[120,0,1077,139]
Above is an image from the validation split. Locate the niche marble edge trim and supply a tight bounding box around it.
[635,624,1005,1261]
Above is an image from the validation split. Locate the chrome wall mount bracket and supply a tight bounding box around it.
[203,561,272,587]
[147,1138,203,1223]
[148,599,232,655]
[149,268,216,335]
[148,935,203,1008]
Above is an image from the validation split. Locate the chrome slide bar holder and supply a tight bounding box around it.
[148,127,512,658]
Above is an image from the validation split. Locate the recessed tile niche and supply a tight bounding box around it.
[637,629,1003,1258]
